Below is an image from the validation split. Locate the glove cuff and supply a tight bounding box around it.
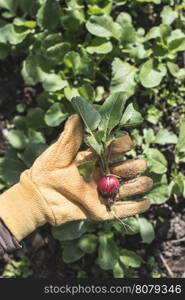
[0,170,54,241]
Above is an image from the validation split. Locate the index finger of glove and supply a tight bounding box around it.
[53,114,84,167]
[75,135,132,164]
[36,114,84,169]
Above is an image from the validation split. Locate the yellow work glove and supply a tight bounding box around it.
[0,115,153,242]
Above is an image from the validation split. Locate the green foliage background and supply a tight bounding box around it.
[0,0,185,278]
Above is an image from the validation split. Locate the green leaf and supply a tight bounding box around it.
[128,42,151,60]
[42,32,63,49]
[147,256,161,278]
[94,86,105,102]
[62,0,85,28]
[13,116,27,130]
[176,120,185,152]
[78,234,98,254]
[80,48,95,77]
[112,262,124,278]
[78,83,95,102]
[64,86,80,100]
[155,129,177,145]
[36,92,54,110]
[147,182,170,204]
[0,23,30,45]
[36,0,60,30]
[145,106,162,125]
[0,157,5,179]
[71,96,102,154]
[0,179,6,191]
[52,220,88,241]
[169,172,185,197]
[111,58,137,98]
[139,59,166,88]
[120,26,137,44]
[113,217,140,235]
[0,43,9,59]
[146,148,167,174]
[63,50,79,69]
[78,160,96,182]
[86,37,113,54]
[21,55,48,85]
[116,11,132,25]
[145,26,160,41]
[44,103,69,127]
[62,240,85,263]
[0,149,26,185]
[42,74,67,92]
[120,103,143,128]
[159,24,171,45]
[13,18,36,28]
[16,103,26,114]
[175,120,185,163]
[119,249,143,268]
[27,108,45,130]
[138,217,155,244]
[27,129,46,144]
[1,11,14,18]
[116,13,137,45]
[60,1,85,32]
[85,134,103,155]
[168,29,185,53]
[99,92,127,138]
[6,129,28,150]
[18,0,40,17]
[87,0,112,15]
[97,232,119,270]
[20,143,48,168]
[135,0,160,3]
[86,15,121,40]
[0,0,18,12]
[45,42,70,61]
[169,38,185,54]
[71,96,101,132]
[167,62,185,79]
[144,128,155,144]
[64,49,94,77]
[161,6,178,25]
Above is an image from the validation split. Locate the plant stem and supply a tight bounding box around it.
[100,155,106,175]
[99,141,115,175]
[107,142,113,167]
[102,143,110,174]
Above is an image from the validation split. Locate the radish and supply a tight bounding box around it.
[98,175,121,211]
[97,174,135,232]
[97,174,133,231]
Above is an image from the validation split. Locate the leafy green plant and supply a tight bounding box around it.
[2,256,33,278]
[0,0,185,278]
[52,218,154,278]
[147,256,162,278]
[71,92,140,177]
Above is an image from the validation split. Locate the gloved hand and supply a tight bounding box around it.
[0,115,153,241]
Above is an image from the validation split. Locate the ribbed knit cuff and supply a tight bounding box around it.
[0,170,54,241]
